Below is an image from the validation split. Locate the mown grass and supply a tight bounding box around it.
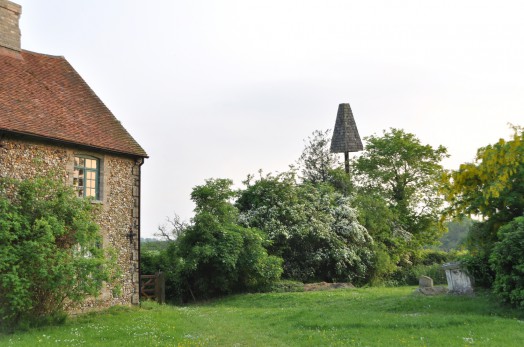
[1,286,523,346]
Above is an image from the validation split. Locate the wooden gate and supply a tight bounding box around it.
[140,272,165,304]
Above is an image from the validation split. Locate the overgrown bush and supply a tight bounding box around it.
[0,177,117,331]
[490,216,524,307]
[412,249,452,266]
[140,250,164,275]
[380,250,451,286]
[237,173,374,284]
[165,179,283,302]
[387,264,446,286]
[459,221,498,289]
[460,253,494,289]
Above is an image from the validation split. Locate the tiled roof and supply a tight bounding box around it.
[330,103,363,153]
[0,50,147,157]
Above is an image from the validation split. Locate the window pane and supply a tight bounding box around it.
[73,156,99,200]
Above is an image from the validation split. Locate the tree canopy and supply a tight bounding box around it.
[353,128,448,249]
[297,129,340,184]
[444,125,524,226]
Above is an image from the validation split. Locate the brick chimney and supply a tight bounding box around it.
[0,0,22,57]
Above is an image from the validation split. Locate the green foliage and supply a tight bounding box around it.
[354,191,406,283]
[464,221,499,257]
[384,250,451,286]
[297,129,341,184]
[439,218,473,251]
[165,179,283,302]
[140,250,164,275]
[350,129,448,284]
[0,177,116,331]
[444,126,524,225]
[367,245,398,286]
[490,216,524,307]
[140,238,170,253]
[412,249,452,266]
[460,253,495,289]
[237,172,374,284]
[388,264,447,286]
[444,126,524,299]
[353,128,448,250]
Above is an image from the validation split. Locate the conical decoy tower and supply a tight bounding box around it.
[330,103,363,173]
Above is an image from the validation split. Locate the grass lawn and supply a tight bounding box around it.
[1,286,523,346]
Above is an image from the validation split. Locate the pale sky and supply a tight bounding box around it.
[16,0,524,237]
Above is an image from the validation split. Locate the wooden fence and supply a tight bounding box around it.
[140,272,165,304]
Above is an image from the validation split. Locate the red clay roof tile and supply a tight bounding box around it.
[0,50,148,157]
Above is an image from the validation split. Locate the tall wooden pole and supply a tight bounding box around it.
[344,151,350,174]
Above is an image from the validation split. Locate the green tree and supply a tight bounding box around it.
[443,126,524,290]
[166,179,282,302]
[297,129,341,184]
[237,172,374,284]
[353,191,409,283]
[0,177,117,330]
[353,128,448,250]
[444,125,524,237]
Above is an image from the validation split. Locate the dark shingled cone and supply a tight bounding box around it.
[330,103,363,153]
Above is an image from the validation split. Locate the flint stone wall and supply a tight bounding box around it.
[0,135,141,311]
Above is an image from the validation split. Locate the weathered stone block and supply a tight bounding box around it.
[443,262,474,294]
[419,276,433,288]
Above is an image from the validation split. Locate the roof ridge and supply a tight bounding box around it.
[21,49,65,59]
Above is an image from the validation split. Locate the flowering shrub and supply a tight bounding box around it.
[237,173,374,284]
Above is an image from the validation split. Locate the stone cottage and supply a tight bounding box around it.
[0,1,147,310]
